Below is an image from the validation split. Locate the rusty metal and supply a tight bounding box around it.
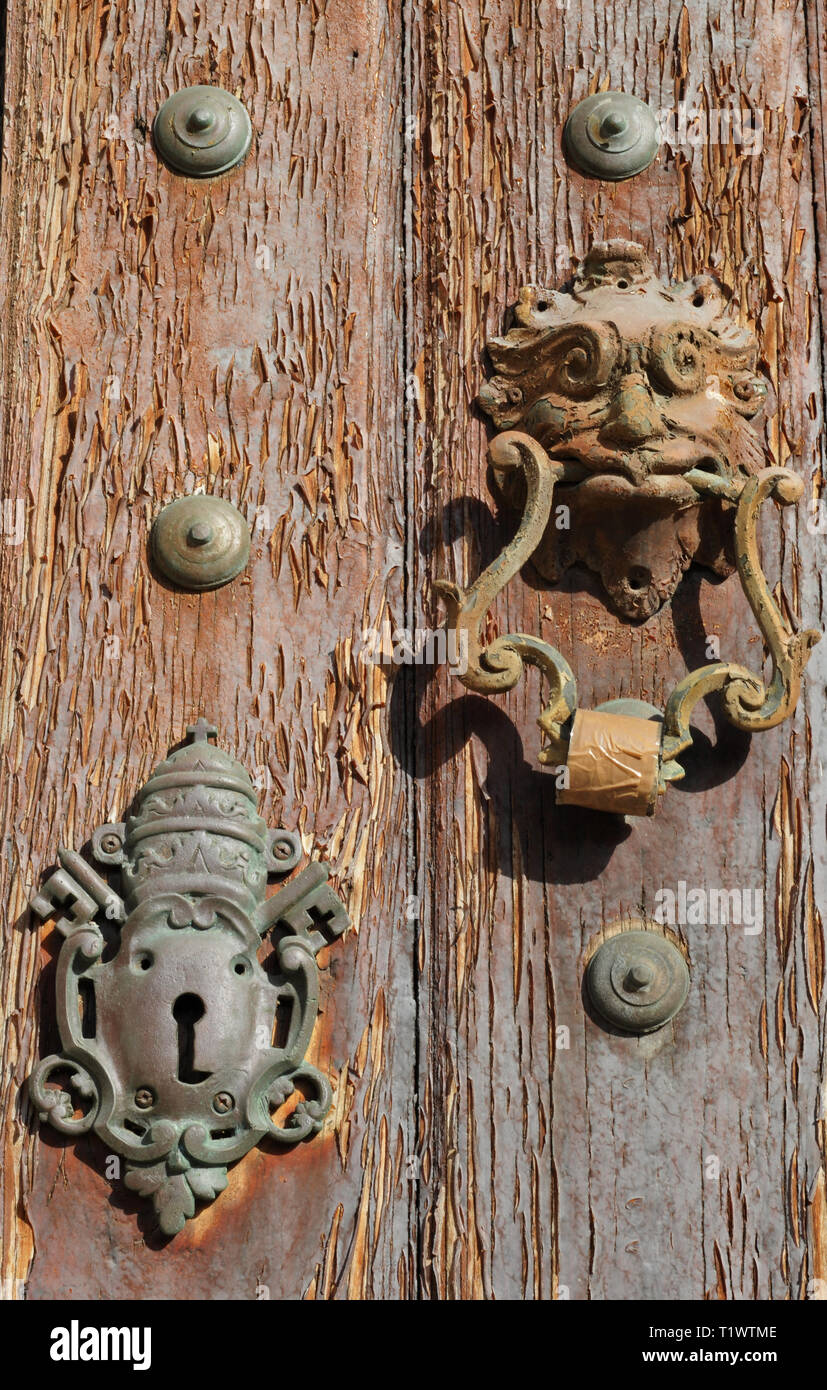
[586,926,690,1033]
[438,240,820,816]
[153,85,252,177]
[28,719,348,1235]
[563,92,660,181]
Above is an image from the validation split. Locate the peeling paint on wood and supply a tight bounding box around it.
[0,0,413,1300]
[0,0,825,1300]
[411,0,826,1301]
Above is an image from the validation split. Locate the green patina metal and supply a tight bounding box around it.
[153,85,252,178]
[587,927,690,1034]
[29,720,348,1235]
[151,495,251,591]
[563,91,660,181]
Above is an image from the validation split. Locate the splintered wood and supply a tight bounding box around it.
[0,0,824,1300]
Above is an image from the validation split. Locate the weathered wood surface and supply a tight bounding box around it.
[410,0,827,1301]
[0,0,825,1299]
[0,0,414,1300]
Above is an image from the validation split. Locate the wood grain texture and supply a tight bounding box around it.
[0,0,416,1299]
[410,0,827,1300]
[0,0,825,1301]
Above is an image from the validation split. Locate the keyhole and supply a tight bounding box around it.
[172,993,211,1084]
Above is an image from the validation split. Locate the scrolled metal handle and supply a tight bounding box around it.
[437,239,820,817]
[438,433,819,817]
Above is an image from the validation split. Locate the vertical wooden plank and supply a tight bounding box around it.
[0,0,416,1298]
[409,0,826,1299]
[801,0,827,1300]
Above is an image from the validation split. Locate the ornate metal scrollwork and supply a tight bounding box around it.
[28,719,348,1234]
[438,241,820,816]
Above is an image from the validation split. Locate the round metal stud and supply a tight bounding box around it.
[151,496,250,591]
[153,85,252,177]
[586,927,689,1034]
[563,91,660,181]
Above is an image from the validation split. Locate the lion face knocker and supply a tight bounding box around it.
[477,239,768,619]
[28,719,348,1234]
[437,240,819,817]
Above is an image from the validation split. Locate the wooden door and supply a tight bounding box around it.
[1,0,824,1304]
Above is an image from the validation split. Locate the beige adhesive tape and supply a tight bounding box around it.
[556,708,661,816]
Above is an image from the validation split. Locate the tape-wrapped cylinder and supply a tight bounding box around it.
[556,709,661,816]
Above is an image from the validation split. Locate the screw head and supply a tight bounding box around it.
[268,829,301,870]
[100,832,122,855]
[135,1088,155,1110]
[151,496,250,591]
[586,926,690,1034]
[213,1092,234,1114]
[563,92,659,181]
[153,85,252,178]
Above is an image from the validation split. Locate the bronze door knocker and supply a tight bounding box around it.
[438,240,820,816]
